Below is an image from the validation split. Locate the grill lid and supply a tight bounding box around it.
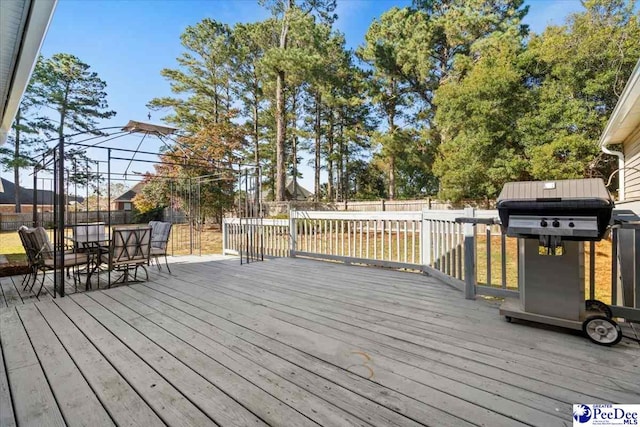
[497,178,612,205]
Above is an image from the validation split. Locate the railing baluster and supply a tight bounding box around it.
[411,220,416,264]
[341,220,345,256]
[374,220,378,259]
[486,226,491,287]
[347,220,351,257]
[403,220,408,263]
[366,220,370,259]
[359,220,363,258]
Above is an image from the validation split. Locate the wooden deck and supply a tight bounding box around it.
[0,255,638,427]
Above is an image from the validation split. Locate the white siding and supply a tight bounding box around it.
[623,125,640,201]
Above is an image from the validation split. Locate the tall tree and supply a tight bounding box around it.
[434,31,530,201]
[260,0,337,201]
[0,82,49,212]
[148,19,233,130]
[33,54,116,140]
[25,53,115,190]
[520,0,640,184]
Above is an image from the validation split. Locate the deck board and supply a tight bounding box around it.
[0,319,16,427]
[15,304,115,427]
[0,255,638,427]
[0,309,65,427]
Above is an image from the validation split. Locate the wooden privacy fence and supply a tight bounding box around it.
[0,211,135,231]
[223,209,639,314]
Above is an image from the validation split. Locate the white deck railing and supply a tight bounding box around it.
[222,210,639,318]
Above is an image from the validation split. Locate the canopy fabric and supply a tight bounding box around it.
[122,120,177,136]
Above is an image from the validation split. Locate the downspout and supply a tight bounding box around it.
[601,144,625,201]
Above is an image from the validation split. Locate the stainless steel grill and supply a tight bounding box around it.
[497,178,613,249]
[495,178,625,345]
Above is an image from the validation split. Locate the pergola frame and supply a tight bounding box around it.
[32,120,252,297]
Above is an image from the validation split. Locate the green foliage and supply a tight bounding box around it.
[145,0,638,207]
[519,0,640,184]
[132,206,164,224]
[32,54,116,136]
[431,0,639,202]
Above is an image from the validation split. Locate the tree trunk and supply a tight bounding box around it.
[327,108,334,202]
[275,2,291,202]
[314,91,321,202]
[276,70,286,201]
[13,110,21,213]
[253,98,260,207]
[291,90,298,201]
[389,155,396,200]
[337,122,343,202]
[388,101,396,200]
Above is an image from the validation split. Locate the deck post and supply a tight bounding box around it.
[463,207,476,299]
[222,219,228,255]
[289,210,297,257]
[420,209,431,270]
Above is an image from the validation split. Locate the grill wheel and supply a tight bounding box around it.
[582,315,622,346]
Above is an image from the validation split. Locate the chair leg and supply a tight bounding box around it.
[27,269,39,292]
[164,254,171,274]
[154,255,162,271]
[22,268,35,290]
[35,270,46,297]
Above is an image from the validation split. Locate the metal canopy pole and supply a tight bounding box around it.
[56,137,66,297]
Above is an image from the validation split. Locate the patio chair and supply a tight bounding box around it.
[149,221,172,273]
[72,222,107,251]
[18,226,38,290]
[18,226,90,295]
[101,226,152,285]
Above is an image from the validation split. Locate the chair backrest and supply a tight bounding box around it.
[110,226,152,265]
[73,222,106,244]
[149,221,172,250]
[19,227,53,264]
[18,226,38,266]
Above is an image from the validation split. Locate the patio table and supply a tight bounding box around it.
[67,233,110,289]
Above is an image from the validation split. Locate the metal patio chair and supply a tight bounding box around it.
[19,226,90,295]
[149,221,172,273]
[101,226,152,285]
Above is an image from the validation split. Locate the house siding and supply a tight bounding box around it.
[624,125,640,202]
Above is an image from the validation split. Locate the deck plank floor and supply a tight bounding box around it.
[0,255,638,427]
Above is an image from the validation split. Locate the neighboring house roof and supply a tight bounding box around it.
[599,58,640,147]
[285,178,313,201]
[0,0,57,146]
[0,178,83,205]
[114,182,145,202]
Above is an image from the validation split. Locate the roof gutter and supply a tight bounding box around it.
[598,58,640,202]
[601,145,625,201]
[0,0,57,146]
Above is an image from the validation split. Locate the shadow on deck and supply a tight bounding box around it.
[0,255,638,427]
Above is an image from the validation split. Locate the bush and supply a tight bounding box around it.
[132,206,164,223]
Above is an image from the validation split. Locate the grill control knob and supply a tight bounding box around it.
[540,219,548,227]
[552,219,560,228]
[568,222,575,228]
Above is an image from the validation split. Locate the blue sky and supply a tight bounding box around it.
[5,0,586,192]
